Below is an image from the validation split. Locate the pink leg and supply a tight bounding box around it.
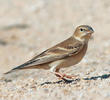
[54,69,78,79]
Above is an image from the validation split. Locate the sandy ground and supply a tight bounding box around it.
[0,0,110,100]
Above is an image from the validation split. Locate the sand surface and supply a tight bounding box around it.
[0,0,110,100]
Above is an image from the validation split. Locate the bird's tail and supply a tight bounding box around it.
[4,62,30,74]
[4,59,40,74]
[4,69,17,74]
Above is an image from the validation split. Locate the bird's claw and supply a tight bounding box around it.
[55,72,78,80]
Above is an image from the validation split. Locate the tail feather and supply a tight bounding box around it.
[4,69,17,74]
[4,62,30,74]
[4,59,41,74]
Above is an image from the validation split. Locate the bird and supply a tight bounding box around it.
[5,25,94,80]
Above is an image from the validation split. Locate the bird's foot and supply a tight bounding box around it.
[62,74,78,79]
[55,72,78,80]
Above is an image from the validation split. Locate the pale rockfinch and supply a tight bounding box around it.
[5,25,94,80]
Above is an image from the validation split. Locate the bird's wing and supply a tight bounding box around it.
[6,37,84,72]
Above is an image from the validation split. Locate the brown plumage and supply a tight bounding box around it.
[5,25,94,80]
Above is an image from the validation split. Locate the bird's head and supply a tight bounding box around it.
[73,25,94,43]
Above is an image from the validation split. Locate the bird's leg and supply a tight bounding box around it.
[55,72,78,79]
[54,68,63,79]
[54,68,78,79]
[61,74,78,79]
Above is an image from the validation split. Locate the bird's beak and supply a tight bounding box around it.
[89,27,94,33]
[87,29,94,34]
[89,30,94,40]
[87,31,94,40]
[89,28,94,40]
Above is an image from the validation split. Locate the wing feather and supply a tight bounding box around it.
[5,37,84,73]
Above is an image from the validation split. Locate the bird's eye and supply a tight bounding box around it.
[80,28,84,31]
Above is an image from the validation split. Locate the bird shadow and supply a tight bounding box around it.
[40,73,110,86]
[40,78,80,86]
[84,73,110,80]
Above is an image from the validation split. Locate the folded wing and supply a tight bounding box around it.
[5,37,83,74]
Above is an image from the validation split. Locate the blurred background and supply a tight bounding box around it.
[1,0,110,73]
[0,0,110,100]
